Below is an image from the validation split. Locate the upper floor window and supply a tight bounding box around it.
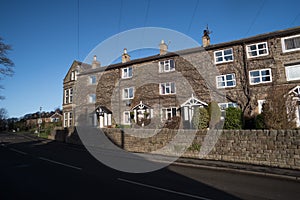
[285,64,300,81]
[246,42,268,58]
[89,75,97,85]
[71,70,78,81]
[159,59,175,73]
[123,87,134,99]
[214,48,234,64]
[282,35,300,53]
[89,94,96,103]
[122,67,133,79]
[160,82,176,95]
[216,73,236,88]
[64,88,73,104]
[249,68,272,85]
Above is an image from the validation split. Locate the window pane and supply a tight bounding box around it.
[285,38,295,50]
[294,37,300,48]
[129,88,133,98]
[161,84,165,94]
[171,82,175,93]
[227,81,234,86]
[218,82,225,87]
[250,71,259,77]
[258,43,266,49]
[259,49,267,55]
[217,76,225,81]
[215,51,222,57]
[224,55,233,61]
[128,67,133,77]
[226,74,233,80]
[170,60,175,70]
[252,77,260,83]
[261,70,270,76]
[224,49,232,55]
[249,45,256,51]
[172,108,176,117]
[262,76,270,82]
[250,51,257,57]
[216,57,223,62]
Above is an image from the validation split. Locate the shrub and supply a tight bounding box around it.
[224,107,243,129]
[255,114,266,129]
[192,107,209,129]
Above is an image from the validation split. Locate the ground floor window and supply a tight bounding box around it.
[161,107,177,121]
[123,111,131,125]
[63,112,73,128]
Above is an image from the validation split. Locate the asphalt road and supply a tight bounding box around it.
[0,132,299,200]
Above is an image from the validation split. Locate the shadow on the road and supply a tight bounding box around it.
[0,132,241,200]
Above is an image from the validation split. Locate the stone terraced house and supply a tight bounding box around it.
[63,26,300,130]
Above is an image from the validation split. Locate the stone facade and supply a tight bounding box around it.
[63,26,300,128]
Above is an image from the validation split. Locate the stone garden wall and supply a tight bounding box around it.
[102,128,300,170]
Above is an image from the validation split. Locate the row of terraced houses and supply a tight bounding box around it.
[63,26,300,131]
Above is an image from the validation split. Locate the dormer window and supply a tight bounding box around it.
[159,59,175,73]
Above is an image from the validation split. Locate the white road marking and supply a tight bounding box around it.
[118,178,212,200]
[38,157,82,171]
[9,148,28,155]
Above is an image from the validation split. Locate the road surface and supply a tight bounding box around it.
[0,132,299,200]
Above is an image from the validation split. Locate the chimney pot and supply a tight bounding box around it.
[159,40,168,55]
[92,55,100,68]
[122,48,131,63]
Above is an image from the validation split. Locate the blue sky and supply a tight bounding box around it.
[0,0,300,118]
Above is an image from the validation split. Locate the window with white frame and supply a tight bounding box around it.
[246,42,268,58]
[64,89,69,104]
[123,111,131,124]
[281,35,300,53]
[71,70,78,81]
[161,107,177,121]
[218,102,238,110]
[249,68,272,85]
[216,73,236,88]
[64,88,73,104]
[160,82,176,95]
[63,112,73,128]
[89,75,97,85]
[122,67,133,79]
[285,64,300,81]
[88,94,96,103]
[123,87,134,99]
[159,59,175,73]
[214,48,234,64]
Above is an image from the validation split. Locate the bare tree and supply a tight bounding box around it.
[0,37,14,99]
[262,86,297,129]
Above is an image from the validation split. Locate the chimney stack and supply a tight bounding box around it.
[202,26,211,47]
[122,48,131,63]
[92,55,100,68]
[159,40,168,55]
